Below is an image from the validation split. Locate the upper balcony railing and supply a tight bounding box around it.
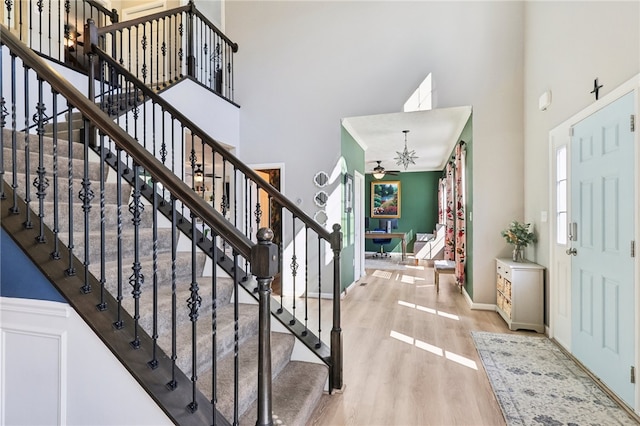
[96,1,238,102]
[1,1,237,104]
[1,0,118,69]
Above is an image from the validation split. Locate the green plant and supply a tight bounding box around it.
[501,221,536,247]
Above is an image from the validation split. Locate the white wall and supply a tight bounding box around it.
[226,1,525,304]
[523,2,639,310]
[0,297,171,425]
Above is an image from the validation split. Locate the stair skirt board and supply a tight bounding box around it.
[1,128,328,424]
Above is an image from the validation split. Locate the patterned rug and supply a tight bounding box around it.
[471,331,638,426]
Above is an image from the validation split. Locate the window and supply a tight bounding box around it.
[555,146,567,245]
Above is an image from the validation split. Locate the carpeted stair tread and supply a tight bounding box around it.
[59,227,174,264]
[3,147,102,181]
[4,173,129,204]
[200,332,296,423]
[2,128,85,160]
[98,252,207,291]
[39,201,154,233]
[125,276,236,337]
[157,302,261,376]
[240,360,328,426]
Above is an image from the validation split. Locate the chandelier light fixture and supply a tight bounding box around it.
[394,130,418,170]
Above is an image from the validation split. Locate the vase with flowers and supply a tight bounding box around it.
[501,221,536,262]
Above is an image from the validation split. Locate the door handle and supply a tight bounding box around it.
[566,247,577,256]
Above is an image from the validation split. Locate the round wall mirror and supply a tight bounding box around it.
[313,171,329,188]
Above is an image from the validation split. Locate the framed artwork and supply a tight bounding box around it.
[344,173,353,213]
[371,181,400,218]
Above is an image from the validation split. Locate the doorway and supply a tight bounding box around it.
[256,168,282,294]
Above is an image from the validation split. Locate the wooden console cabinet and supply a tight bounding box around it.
[495,258,544,333]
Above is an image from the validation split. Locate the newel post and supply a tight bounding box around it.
[251,228,278,426]
[330,223,343,391]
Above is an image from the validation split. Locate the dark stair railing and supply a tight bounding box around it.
[85,19,344,393]
[94,0,237,102]
[1,24,281,425]
[1,0,118,71]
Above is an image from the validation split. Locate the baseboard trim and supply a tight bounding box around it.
[462,289,497,311]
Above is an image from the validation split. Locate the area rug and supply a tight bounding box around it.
[471,331,638,426]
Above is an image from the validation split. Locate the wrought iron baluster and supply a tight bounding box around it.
[187,212,202,413]
[289,218,297,325]
[118,27,123,66]
[9,53,19,214]
[161,16,167,87]
[160,109,167,167]
[211,231,218,422]
[0,48,7,201]
[65,104,75,276]
[154,18,159,90]
[178,14,184,78]
[316,236,322,349]
[4,0,13,32]
[233,167,238,228]
[141,25,148,84]
[167,195,178,391]
[50,92,60,260]
[243,176,249,281]
[22,64,32,229]
[97,130,107,311]
[233,250,240,425]
[113,147,124,329]
[134,25,140,82]
[128,162,144,348]
[36,0,43,55]
[304,225,309,335]
[47,0,51,58]
[33,77,49,243]
[148,179,159,369]
[79,116,94,294]
[254,186,262,239]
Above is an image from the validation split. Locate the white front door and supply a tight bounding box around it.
[571,91,635,407]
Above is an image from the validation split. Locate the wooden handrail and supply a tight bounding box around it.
[0,24,254,260]
[95,5,190,35]
[90,40,331,243]
[84,0,119,23]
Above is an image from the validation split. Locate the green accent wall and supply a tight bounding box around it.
[340,126,365,292]
[365,171,440,253]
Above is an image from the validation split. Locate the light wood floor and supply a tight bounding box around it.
[307,260,527,426]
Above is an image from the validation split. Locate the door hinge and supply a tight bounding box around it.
[631,115,636,133]
[632,240,636,258]
[631,366,636,384]
[569,127,574,137]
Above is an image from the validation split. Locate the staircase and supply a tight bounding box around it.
[1,5,341,424]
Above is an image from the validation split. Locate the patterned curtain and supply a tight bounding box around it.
[444,163,455,261]
[454,143,466,287]
[437,178,445,224]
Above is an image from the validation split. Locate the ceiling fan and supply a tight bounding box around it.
[370,161,400,179]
